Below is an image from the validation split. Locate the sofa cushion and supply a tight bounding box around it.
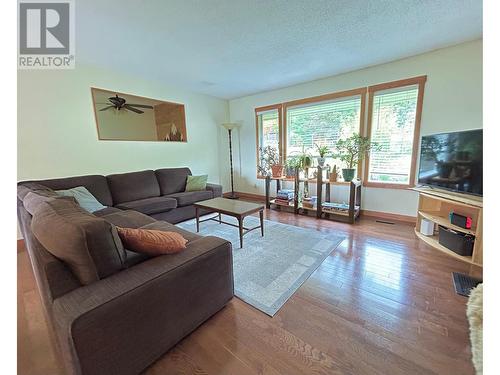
[115,196,177,215]
[123,250,151,268]
[22,175,113,206]
[99,210,156,228]
[167,190,213,207]
[155,167,191,195]
[93,207,122,217]
[56,186,106,213]
[107,170,160,204]
[31,199,126,285]
[23,190,77,216]
[116,227,187,255]
[17,182,53,201]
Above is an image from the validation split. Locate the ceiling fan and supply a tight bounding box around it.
[99,94,154,114]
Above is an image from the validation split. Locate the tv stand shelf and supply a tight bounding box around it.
[414,231,473,264]
[418,210,476,235]
[412,187,482,266]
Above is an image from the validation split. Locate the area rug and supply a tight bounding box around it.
[467,283,483,375]
[177,215,345,316]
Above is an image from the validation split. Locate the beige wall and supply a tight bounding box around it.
[227,40,483,217]
[18,64,229,182]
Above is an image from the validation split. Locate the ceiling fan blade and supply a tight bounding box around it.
[99,105,115,111]
[126,104,154,109]
[123,104,144,114]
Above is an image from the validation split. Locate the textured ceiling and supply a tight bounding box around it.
[76,0,482,99]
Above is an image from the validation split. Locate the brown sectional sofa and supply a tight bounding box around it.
[17,167,233,375]
[21,167,222,223]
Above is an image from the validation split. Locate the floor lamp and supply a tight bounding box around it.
[221,123,240,199]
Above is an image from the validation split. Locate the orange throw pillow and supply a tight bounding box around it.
[116,227,188,255]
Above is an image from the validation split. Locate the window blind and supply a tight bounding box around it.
[257,109,280,152]
[286,96,361,165]
[368,85,419,184]
[257,109,280,174]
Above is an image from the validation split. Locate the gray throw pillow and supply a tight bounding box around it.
[56,186,106,213]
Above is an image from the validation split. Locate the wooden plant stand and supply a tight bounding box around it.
[265,167,361,224]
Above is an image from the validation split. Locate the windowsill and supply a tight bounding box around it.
[363,181,415,190]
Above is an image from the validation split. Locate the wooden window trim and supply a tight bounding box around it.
[363,75,427,189]
[255,103,283,178]
[282,87,367,109]
[282,87,367,178]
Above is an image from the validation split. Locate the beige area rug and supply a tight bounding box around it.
[177,215,345,316]
[467,283,483,375]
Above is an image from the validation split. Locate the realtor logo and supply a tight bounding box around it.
[18,0,75,69]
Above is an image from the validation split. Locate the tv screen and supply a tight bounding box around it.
[418,129,482,196]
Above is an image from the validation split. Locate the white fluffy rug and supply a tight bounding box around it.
[467,283,483,375]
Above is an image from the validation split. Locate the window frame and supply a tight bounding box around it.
[255,103,283,178]
[282,87,367,178]
[363,76,427,189]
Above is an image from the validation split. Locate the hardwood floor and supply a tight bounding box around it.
[18,209,482,375]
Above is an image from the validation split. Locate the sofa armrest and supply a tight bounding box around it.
[52,235,233,375]
[206,182,222,197]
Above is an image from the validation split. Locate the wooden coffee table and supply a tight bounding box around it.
[194,197,264,248]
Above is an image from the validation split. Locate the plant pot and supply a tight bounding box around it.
[342,168,356,182]
[285,166,296,178]
[271,164,284,178]
[317,157,326,167]
[329,171,338,182]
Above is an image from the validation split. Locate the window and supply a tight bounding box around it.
[254,78,426,185]
[255,104,282,176]
[284,91,364,172]
[364,76,426,188]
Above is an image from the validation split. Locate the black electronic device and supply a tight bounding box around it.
[418,129,482,196]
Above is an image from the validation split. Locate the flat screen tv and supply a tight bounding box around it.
[418,129,482,196]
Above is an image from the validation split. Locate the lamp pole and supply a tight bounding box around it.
[222,123,240,199]
[227,128,238,199]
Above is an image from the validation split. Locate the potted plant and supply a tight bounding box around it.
[285,156,301,178]
[257,146,283,178]
[315,144,330,167]
[329,164,339,182]
[334,133,379,182]
[271,164,284,178]
[287,146,313,179]
[297,147,312,179]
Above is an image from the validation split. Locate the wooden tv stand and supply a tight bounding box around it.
[412,187,482,266]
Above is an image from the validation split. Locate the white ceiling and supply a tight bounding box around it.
[77,0,482,99]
